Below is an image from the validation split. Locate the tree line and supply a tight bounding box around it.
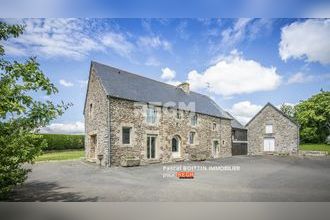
[280,90,330,144]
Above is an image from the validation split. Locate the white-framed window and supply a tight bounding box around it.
[189,131,196,144]
[122,127,131,144]
[191,114,197,126]
[265,124,273,134]
[146,106,157,124]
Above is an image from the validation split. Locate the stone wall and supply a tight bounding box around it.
[246,105,299,155]
[84,70,110,166]
[109,97,232,166]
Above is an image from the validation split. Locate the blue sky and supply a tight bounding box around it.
[1,0,330,17]
[2,18,330,133]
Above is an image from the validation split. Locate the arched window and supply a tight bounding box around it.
[172,137,178,152]
[171,136,181,158]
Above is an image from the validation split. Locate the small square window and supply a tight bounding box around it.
[122,127,131,144]
[265,124,273,134]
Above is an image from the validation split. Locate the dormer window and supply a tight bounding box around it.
[146,106,156,124]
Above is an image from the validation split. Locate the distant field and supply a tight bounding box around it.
[36,150,84,162]
[300,144,330,154]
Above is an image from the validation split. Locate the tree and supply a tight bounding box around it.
[279,103,295,119]
[294,91,330,143]
[0,22,70,199]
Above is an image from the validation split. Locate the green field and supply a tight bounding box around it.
[36,150,84,162]
[300,144,330,154]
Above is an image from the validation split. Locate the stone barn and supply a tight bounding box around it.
[246,103,299,155]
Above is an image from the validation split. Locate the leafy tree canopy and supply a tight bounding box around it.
[0,22,70,199]
[295,90,330,143]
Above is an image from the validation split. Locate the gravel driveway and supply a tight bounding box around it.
[8,156,330,201]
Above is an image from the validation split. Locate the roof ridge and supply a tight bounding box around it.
[245,102,299,127]
[90,60,232,119]
[91,60,206,97]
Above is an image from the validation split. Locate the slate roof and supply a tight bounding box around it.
[225,111,247,129]
[90,61,232,119]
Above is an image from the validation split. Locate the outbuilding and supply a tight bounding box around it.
[245,103,299,155]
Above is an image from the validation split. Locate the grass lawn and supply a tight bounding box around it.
[300,144,330,154]
[36,150,84,162]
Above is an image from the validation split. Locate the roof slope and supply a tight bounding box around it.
[245,102,299,127]
[91,61,231,119]
[225,111,246,129]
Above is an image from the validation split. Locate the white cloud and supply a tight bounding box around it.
[221,18,253,47]
[4,18,103,60]
[187,50,282,96]
[228,101,263,125]
[161,67,176,80]
[39,121,84,134]
[160,67,181,86]
[137,36,172,51]
[279,19,330,65]
[220,19,273,49]
[59,79,74,87]
[101,32,134,58]
[287,72,314,84]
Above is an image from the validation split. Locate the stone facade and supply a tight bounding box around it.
[108,97,232,166]
[84,70,110,166]
[246,104,299,155]
[84,71,232,166]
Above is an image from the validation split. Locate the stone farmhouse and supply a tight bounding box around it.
[84,61,299,167]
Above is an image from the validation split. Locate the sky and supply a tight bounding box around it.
[1,18,330,133]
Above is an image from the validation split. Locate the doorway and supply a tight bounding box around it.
[263,137,275,151]
[89,134,97,159]
[212,140,220,158]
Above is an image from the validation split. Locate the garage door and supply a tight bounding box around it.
[263,138,275,151]
[232,143,247,155]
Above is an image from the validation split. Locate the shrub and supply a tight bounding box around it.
[41,134,84,151]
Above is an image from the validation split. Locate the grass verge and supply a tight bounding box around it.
[300,144,330,154]
[36,150,84,162]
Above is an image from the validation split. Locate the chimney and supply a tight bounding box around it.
[177,82,190,94]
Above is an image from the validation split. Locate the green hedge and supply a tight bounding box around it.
[41,134,85,151]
